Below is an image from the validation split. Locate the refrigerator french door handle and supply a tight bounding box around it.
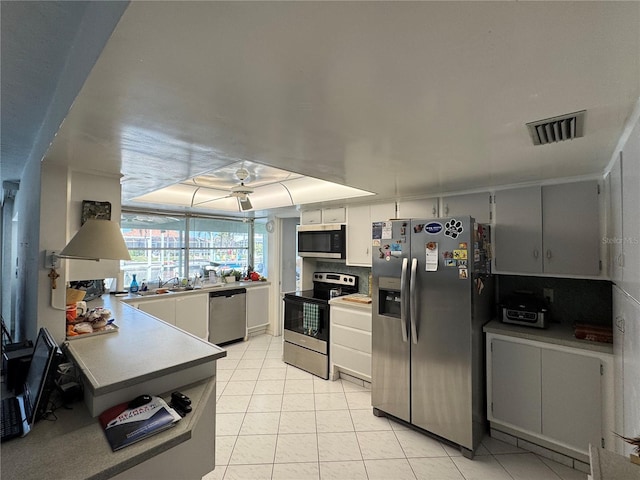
[410,258,418,345]
[400,258,409,343]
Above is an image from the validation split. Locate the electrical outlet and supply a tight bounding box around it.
[45,250,60,269]
[543,288,554,303]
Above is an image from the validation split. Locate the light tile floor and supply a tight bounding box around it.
[203,334,587,480]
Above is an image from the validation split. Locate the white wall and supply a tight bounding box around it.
[37,163,122,344]
[67,171,122,281]
[37,163,70,343]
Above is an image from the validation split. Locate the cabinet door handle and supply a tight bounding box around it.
[444,205,449,215]
[546,250,552,260]
[617,253,625,267]
[432,206,437,216]
[615,315,625,333]
[533,249,539,259]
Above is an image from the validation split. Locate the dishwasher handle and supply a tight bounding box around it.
[209,288,246,298]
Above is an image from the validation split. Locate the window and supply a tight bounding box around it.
[120,212,265,287]
[253,221,269,278]
[189,217,249,278]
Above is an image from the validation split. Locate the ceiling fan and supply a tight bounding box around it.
[190,167,256,211]
[228,168,254,211]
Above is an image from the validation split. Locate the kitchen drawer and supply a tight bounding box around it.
[331,306,372,332]
[332,344,371,378]
[332,324,371,353]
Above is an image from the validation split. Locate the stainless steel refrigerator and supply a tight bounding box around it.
[371,216,493,458]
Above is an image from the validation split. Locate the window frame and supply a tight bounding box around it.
[120,210,265,286]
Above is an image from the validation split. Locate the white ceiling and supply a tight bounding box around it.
[5,2,640,217]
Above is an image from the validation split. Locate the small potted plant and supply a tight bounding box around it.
[224,269,242,283]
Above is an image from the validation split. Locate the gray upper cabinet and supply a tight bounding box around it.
[542,181,600,275]
[494,186,543,273]
[607,155,624,283]
[440,192,491,224]
[494,181,600,276]
[396,197,439,219]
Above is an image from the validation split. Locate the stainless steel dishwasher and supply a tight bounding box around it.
[209,288,246,345]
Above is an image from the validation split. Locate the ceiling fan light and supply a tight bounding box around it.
[239,196,252,211]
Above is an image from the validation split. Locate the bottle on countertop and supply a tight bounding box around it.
[129,274,139,293]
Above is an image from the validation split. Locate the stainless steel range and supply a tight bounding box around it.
[283,272,359,379]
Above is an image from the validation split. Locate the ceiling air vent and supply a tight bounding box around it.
[526,110,586,146]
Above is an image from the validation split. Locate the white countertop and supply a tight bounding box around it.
[329,293,373,311]
[484,319,613,355]
[66,295,226,396]
[120,280,270,303]
[589,445,640,480]
[1,377,216,480]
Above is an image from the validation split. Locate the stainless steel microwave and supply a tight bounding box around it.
[297,224,346,259]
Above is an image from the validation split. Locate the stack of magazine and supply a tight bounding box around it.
[99,396,182,451]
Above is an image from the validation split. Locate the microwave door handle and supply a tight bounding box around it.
[400,258,409,343]
[410,258,418,345]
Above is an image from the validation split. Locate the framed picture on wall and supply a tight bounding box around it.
[81,200,112,225]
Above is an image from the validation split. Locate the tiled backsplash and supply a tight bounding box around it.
[311,264,612,327]
[315,261,371,295]
[496,275,612,327]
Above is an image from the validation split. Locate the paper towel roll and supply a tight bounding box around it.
[115,271,125,291]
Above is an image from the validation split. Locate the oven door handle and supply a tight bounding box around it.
[400,258,409,343]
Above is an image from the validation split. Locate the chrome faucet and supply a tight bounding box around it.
[158,276,179,288]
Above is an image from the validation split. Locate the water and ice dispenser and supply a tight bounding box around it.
[377,276,402,318]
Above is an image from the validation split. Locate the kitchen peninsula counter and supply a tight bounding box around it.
[0,296,227,479]
[0,377,217,480]
[67,295,226,415]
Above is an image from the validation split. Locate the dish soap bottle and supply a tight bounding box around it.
[129,274,139,293]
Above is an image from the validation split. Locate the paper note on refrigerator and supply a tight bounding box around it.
[425,242,438,271]
[381,222,393,239]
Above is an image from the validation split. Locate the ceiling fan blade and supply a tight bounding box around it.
[191,193,232,206]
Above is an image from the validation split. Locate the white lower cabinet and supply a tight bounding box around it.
[175,294,208,340]
[491,340,542,434]
[136,293,208,340]
[613,285,640,456]
[137,297,176,325]
[330,303,372,382]
[246,284,270,333]
[487,333,612,460]
[541,349,602,451]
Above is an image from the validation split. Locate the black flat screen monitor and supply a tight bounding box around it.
[23,328,61,423]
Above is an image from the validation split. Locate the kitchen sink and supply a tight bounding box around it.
[135,289,173,296]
